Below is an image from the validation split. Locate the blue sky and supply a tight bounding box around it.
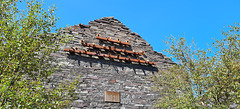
[44,0,240,53]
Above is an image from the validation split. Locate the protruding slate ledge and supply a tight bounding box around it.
[64,48,156,65]
[80,40,144,56]
[96,35,130,46]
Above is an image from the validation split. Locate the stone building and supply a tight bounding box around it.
[51,17,175,109]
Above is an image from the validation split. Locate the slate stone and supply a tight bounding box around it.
[79,23,90,28]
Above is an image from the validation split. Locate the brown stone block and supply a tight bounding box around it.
[109,79,116,83]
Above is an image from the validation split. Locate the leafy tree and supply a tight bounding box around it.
[0,0,79,108]
[152,23,240,108]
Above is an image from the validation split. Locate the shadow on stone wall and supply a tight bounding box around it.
[66,53,158,75]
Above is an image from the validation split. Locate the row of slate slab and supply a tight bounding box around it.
[64,34,156,65]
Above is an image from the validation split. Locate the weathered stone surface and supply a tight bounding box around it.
[79,23,90,28]
[51,17,175,108]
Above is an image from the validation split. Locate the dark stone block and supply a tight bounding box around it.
[79,23,90,28]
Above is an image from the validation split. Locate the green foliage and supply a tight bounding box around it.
[153,23,240,108]
[0,0,79,108]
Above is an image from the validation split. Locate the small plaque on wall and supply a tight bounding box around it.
[105,91,120,103]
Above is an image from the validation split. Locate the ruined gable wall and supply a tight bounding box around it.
[51,17,174,108]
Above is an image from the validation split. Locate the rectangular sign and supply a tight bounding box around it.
[105,91,120,103]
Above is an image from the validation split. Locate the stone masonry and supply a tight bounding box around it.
[50,17,175,109]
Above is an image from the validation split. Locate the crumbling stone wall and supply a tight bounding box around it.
[51,17,175,109]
